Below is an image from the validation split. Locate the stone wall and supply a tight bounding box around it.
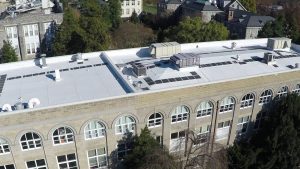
[0,69,300,168]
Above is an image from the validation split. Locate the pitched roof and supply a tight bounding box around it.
[183,0,221,12]
[225,0,247,11]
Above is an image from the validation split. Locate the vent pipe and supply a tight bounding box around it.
[28,98,41,108]
[41,54,47,68]
[55,69,61,81]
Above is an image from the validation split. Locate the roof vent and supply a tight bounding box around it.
[14,102,24,110]
[264,52,276,65]
[132,63,147,77]
[41,54,47,68]
[28,98,40,108]
[76,53,83,63]
[55,69,61,81]
[231,42,237,50]
[2,104,12,112]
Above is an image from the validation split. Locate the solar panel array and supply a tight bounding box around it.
[6,63,106,81]
[200,61,232,68]
[274,54,298,59]
[0,74,7,94]
[144,71,201,86]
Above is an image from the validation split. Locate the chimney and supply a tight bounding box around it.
[55,69,61,81]
[228,10,234,21]
[295,63,299,68]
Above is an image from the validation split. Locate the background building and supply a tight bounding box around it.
[0,0,63,61]
[0,38,299,169]
[121,0,142,18]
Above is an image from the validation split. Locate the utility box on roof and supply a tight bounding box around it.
[267,38,292,50]
[150,42,181,58]
[170,53,200,69]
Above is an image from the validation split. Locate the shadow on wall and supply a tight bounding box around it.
[110,131,135,169]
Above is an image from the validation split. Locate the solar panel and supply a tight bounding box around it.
[23,74,32,78]
[155,80,162,84]
[182,77,189,80]
[169,78,176,82]
[239,62,247,65]
[162,79,169,83]
[273,64,279,67]
[175,77,182,81]
[188,76,195,79]
[190,71,197,75]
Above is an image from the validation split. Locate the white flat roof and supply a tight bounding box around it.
[0,38,300,111]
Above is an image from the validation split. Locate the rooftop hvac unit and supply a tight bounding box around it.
[2,104,12,112]
[170,53,200,69]
[267,38,292,50]
[150,42,181,59]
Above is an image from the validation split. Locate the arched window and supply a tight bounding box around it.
[259,89,273,104]
[240,93,255,109]
[220,97,235,113]
[20,132,42,150]
[171,105,189,123]
[115,116,136,135]
[196,101,213,118]
[148,113,163,128]
[84,121,106,140]
[277,86,288,98]
[292,84,300,94]
[0,138,10,154]
[53,127,74,145]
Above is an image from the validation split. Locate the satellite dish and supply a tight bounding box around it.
[2,104,12,112]
[28,98,40,108]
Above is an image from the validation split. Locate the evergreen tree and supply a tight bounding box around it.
[0,40,18,63]
[130,10,139,24]
[228,94,300,169]
[124,127,178,169]
[108,0,122,29]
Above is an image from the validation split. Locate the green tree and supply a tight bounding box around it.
[51,1,112,56]
[108,0,122,29]
[239,0,256,13]
[163,17,228,43]
[124,127,178,169]
[130,10,140,24]
[228,94,300,169]
[258,16,285,38]
[112,22,156,49]
[0,40,18,63]
[51,7,83,55]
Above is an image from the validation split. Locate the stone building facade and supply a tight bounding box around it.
[0,10,63,61]
[0,69,300,169]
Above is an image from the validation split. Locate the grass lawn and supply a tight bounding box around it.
[143,4,157,14]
